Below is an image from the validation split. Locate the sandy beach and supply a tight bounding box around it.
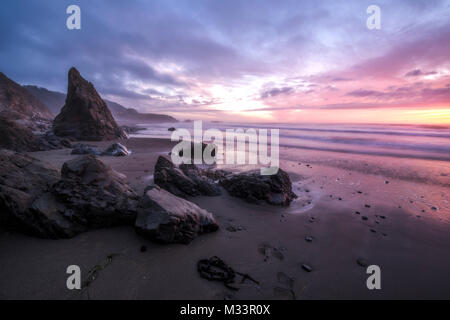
[0,137,449,300]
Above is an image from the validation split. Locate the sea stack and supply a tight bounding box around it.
[53,67,127,141]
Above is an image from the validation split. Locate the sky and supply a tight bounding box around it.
[1,0,450,124]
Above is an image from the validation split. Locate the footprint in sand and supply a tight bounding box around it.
[257,243,285,261]
[277,272,294,288]
[273,272,296,300]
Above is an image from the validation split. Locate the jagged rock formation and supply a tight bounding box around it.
[154,156,220,198]
[0,72,53,121]
[0,116,39,152]
[0,72,68,152]
[52,155,139,229]
[135,185,219,244]
[219,169,297,206]
[0,149,77,238]
[0,151,138,238]
[179,163,221,195]
[71,143,102,156]
[53,68,127,141]
[24,85,178,122]
[102,142,131,156]
[0,116,71,152]
[0,151,221,243]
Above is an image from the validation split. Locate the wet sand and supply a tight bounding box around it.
[0,137,449,299]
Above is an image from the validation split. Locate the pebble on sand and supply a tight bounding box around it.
[301,264,313,272]
[305,236,313,242]
[357,258,369,267]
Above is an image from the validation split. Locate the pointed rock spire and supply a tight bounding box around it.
[53,67,127,141]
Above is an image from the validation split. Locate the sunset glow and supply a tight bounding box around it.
[1,0,449,125]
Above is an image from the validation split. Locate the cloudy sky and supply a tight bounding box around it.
[1,0,450,124]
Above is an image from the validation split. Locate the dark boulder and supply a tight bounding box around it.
[0,116,40,152]
[202,168,230,181]
[135,185,219,244]
[179,163,221,196]
[52,155,138,228]
[154,156,220,198]
[0,151,138,238]
[0,116,71,153]
[53,67,127,141]
[219,169,297,206]
[71,143,101,155]
[102,142,130,156]
[35,131,72,151]
[0,149,80,238]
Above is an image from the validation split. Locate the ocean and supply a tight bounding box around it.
[130,122,450,162]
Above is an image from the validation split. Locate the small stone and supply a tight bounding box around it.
[357,258,369,267]
[301,264,313,272]
[365,204,371,208]
[370,229,377,233]
[431,206,437,211]
[102,142,131,157]
[362,216,368,221]
[355,211,361,215]
[305,236,313,242]
[140,245,147,253]
[385,180,389,184]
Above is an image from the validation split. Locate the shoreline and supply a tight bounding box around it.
[0,137,449,299]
